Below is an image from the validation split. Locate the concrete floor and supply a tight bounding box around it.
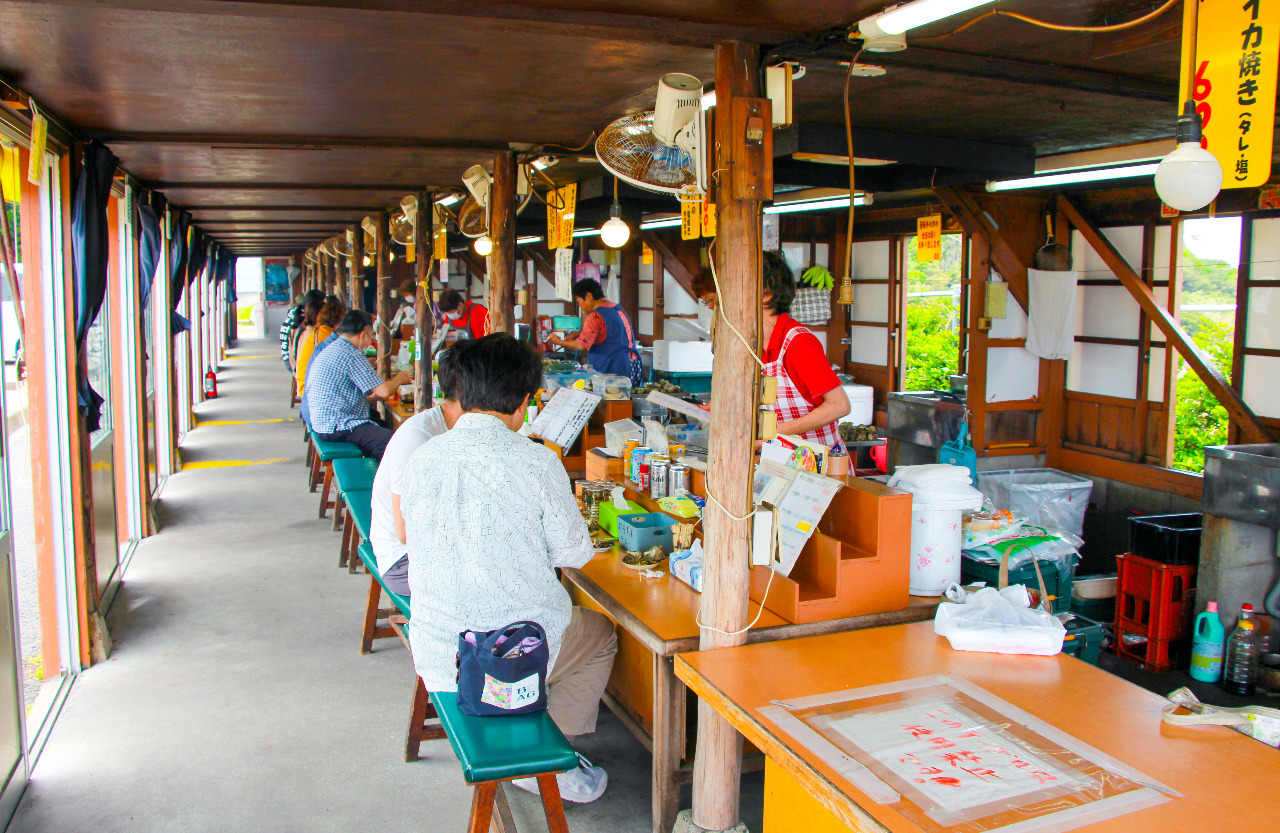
[7,339,767,833]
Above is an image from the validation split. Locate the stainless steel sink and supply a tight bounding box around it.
[1203,444,1280,528]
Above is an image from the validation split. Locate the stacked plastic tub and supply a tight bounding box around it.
[888,464,985,596]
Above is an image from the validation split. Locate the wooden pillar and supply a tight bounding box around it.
[350,226,364,311]
[487,150,517,334]
[619,203,642,326]
[691,40,764,833]
[415,190,433,410]
[376,211,392,378]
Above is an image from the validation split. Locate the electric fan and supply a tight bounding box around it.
[596,73,707,198]
[454,165,491,238]
[361,215,378,251]
[391,195,418,246]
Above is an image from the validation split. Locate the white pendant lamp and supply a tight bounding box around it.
[599,177,631,248]
[473,235,493,257]
[1154,101,1222,212]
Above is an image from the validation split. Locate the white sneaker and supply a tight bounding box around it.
[511,753,609,804]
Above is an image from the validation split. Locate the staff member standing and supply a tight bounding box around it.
[548,279,642,385]
[761,251,850,450]
[437,289,489,339]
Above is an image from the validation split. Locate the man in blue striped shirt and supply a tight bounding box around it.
[306,309,411,461]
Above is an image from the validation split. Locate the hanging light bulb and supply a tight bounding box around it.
[474,235,493,256]
[363,255,371,266]
[599,177,631,248]
[1154,101,1222,212]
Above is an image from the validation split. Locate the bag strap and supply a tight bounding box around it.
[480,621,545,657]
[998,542,1053,614]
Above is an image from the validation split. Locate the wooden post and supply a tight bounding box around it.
[691,40,763,833]
[415,190,433,410]
[619,203,642,326]
[488,150,517,334]
[350,226,364,310]
[376,210,392,378]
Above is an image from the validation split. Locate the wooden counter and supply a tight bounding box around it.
[675,621,1280,833]
[563,552,939,833]
[385,397,415,428]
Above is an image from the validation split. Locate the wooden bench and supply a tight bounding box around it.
[307,431,362,516]
[289,376,300,408]
[340,492,373,572]
[431,691,577,833]
[330,457,378,532]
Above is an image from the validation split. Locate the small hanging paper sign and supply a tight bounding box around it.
[762,214,780,249]
[555,247,574,301]
[433,226,447,262]
[405,242,416,263]
[1259,186,1280,210]
[27,111,47,185]
[641,242,653,264]
[559,183,577,248]
[439,258,450,283]
[1160,203,1181,217]
[702,200,717,237]
[681,198,701,240]
[916,214,942,262]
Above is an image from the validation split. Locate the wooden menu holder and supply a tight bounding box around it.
[544,399,633,479]
[748,477,912,624]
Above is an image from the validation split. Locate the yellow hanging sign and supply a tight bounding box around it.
[433,226,447,262]
[641,242,653,264]
[916,214,942,262]
[0,145,19,202]
[405,242,416,263]
[559,183,576,249]
[27,112,46,185]
[681,198,701,240]
[546,190,561,249]
[702,200,717,238]
[1196,0,1278,188]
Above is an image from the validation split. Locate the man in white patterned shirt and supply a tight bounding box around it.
[398,334,617,804]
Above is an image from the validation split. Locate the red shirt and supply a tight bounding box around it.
[577,301,615,350]
[448,301,490,338]
[763,313,839,408]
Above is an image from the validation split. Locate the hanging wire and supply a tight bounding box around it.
[915,0,1182,40]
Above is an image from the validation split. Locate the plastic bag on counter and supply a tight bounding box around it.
[961,509,1027,549]
[934,585,1066,656]
[962,525,1083,569]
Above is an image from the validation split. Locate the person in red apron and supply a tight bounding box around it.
[438,289,490,339]
[761,251,850,451]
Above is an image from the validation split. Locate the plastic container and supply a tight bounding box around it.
[551,315,581,330]
[599,498,643,537]
[977,468,1093,537]
[962,556,1078,614]
[633,398,670,425]
[836,383,875,427]
[592,373,632,400]
[603,419,642,454]
[1072,574,1117,599]
[900,481,984,595]
[1190,601,1226,683]
[617,512,675,554]
[653,340,714,372]
[1070,594,1115,624]
[544,371,592,399]
[1060,613,1106,665]
[1129,513,1202,566]
[1223,604,1260,695]
[1113,551,1197,672]
[654,370,713,394]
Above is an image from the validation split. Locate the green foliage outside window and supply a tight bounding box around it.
[1171,316,1234,474]
[905,298,960,392]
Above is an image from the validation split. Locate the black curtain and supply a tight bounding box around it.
[187,230,208,286]
[136,191,165,311]
[168,210,191,334]
[70,141,119,431]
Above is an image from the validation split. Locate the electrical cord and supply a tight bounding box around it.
[705,238,766,368]
[915,0,1181,40]
[695,505,780,636]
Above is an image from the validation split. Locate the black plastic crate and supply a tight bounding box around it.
[1128,513,1202,566]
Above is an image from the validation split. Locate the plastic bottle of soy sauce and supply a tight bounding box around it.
[1222,604,1259,695]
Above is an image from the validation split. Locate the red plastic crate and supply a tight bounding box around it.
[1115,551,1197,645]
[1113,630,1183,673]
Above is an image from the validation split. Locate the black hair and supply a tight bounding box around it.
[762,250,795,315]
[438,289,464,312]
[691,267,716,299]
[436,342,465,401]
[571,278,604,301]
[336,308,374,336]
[302,290,326,326]
[454,333,543,415]
[301,289,325,309]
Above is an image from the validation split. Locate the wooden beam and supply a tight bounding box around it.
[692,39,762,833]
[640,231,698,300]
[487,150,517,335]
[376,211,392,378]
[149,182,431,191]
[1058,196,1272,444]
[618,205,642,329]
[934,186,1030,311]
[1092,6,1181,58]
[775,123,1034,177]
[80,131,508,151]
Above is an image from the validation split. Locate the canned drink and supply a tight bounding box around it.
[669,463,691,495]
[638,463,650,491]
[630,447,651,483]
[668,443,685,459]
[650,456,671,500]
[621,439,639,468]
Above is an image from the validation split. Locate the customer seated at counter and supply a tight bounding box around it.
[375,344,466,597]
[397,334,617,804]
[761,250,850,450]
[306,309,412,461]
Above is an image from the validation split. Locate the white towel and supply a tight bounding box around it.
[889,463,973,489]
[1027,269,1078,360]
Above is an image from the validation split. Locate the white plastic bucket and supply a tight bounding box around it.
[906,483,985,596]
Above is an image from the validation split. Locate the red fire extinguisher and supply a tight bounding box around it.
[204,365,218,398]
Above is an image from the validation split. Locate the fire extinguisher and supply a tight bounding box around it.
[204,365,218,398]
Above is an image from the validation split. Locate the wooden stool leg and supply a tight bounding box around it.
[289,376,298,407]
[490,784,516,833]
[467,783,497,833]
[339,514,353,568]
[318,465,333,518]
[361,575,382,654]
[404,677,445,762]
[308,453,321,492]
[331,493,345,532]
[536,774,570,833]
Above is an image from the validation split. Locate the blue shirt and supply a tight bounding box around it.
[306,336,384,434]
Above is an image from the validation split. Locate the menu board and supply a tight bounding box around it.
[530,387,602,452]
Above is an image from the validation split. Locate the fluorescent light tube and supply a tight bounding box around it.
[986,163,1159,192]
[639,217,683,230]
[571,228,601,238]
[870,0,995,36]
[516,235,543,245]
[763,195,870,215]
[436,193,462,207]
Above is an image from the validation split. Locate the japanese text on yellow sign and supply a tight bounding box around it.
[546,184,577,249]
[702,200,716,237]
[1196,0,1278,188]
[27,113,46,185]
[433,225,447,262]
[641,242,653,264]
[681,198,701,240]
[1,145,19,202]
[916,214,942,263]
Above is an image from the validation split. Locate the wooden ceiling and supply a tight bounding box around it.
[0,0,1200,256]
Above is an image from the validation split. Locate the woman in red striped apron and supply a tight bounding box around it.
[760,251,850,452]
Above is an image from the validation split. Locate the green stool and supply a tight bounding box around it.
[308,431,362,518]
[339,491,374,571]
[358,541,409,653]
[330,457,379,532]
[431,691,577,833]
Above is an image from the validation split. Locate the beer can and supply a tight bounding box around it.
[669,463,692,495]
[650,456,671,500]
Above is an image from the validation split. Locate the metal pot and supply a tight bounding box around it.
[1259,654,1280,693]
